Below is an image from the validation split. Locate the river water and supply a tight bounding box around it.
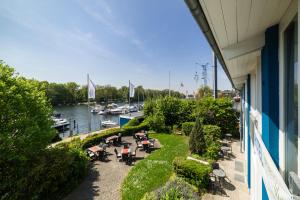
[54,105,120,138]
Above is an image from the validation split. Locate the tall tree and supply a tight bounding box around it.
[189,117,206,155]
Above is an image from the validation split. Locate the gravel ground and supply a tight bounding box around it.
[64,136,159,200]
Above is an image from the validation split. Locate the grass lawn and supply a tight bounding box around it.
[121,133,189,200]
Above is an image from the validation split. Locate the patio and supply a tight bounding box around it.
[203,140,249,200]
[64,136,160,200]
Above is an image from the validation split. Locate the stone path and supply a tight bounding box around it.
[64,136,160,200]
[202,140,249,200]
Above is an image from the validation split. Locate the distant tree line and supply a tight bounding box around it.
[36,81,185,106]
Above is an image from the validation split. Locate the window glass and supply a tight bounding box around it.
[285,17,298,180]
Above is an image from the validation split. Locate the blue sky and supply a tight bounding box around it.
[0,0,232,93]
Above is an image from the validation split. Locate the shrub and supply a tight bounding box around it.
[189,124,221,160]
[156,96,182,126]
[189,118,206,155]
[144,98,157,117]
[142,177,199,200]
[173,157,212,189]
[203,125,221,145]
[145,112,166,132]
[182,122,195,136]
[196,97,239,137]
[203,143,221,160]
[2,146,89,200]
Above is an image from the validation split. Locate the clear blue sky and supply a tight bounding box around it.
[0,0,232,93]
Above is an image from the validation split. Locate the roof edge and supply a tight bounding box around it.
[184,0,235,89]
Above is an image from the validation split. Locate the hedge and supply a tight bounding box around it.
[182,122,195,136]
[2,146,89,200]
[81,121,149,149]
[173,157,212,189]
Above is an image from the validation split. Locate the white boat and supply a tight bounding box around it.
[91,108,99,113]
[109,108,123,115]
[98,110,108,115]
[129,105,138,112]
[51,117,70,131]
[101,120,117,128]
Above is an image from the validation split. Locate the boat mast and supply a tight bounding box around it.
[128,80,131,108]
[87,74,91,132]
[138,87,139,111]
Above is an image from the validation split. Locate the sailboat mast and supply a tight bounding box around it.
[128,80,131,107]
[87,74,91,132]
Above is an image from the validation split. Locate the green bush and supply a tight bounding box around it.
[196,97,239,137]
[2,146,89,200]
[173,157,212,189]
[189,124,221,160]
[145,112,166,132]
[203,125,221,145]
[143,97,196,128]
[182,122,195,136]
[142,177,199,200]
[203,143,221,160]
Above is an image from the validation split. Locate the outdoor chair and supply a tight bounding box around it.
[209,174,218,193]
[212,162,220,169]
[122,153,129,163]
[143,143,150,153]
[87,151,96,160]
[118,133,122,143]
[131,146,138,157]
[149,139,155,148]
[136,140,143,149]
[98,151,107,161]
[114,148,122,161]
[218,151,224,159]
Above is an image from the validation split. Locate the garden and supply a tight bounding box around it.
[0,62,239,200]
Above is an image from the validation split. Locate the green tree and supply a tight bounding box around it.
[156,96,181,126]
[189,117,206,155]
[196,97,239,137]
[0,62,56,196]
[196,86,212,99]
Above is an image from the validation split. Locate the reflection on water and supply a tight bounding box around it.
[54,105,120,138]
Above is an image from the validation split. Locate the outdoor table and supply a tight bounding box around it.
[106,135,119,143]
[135,132,145,137]
[88,146,103,154]
[142,140,150,145]
[213,169,226,186]
[221,146,231,156]
[121,148,131,154]
[225,133,232,141]
[220,139,229,144]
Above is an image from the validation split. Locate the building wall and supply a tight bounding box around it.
[242,0,299,199]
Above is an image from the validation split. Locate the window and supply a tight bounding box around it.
[285,17,298,180]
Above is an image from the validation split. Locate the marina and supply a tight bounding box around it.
[54,103,143,138]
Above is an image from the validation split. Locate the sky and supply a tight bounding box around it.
[0,0,232,93]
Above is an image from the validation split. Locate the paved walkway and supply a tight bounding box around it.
[64,136,160,200]
[202,140,249,200]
